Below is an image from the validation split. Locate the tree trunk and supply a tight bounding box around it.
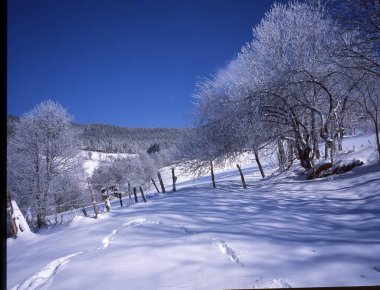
[277,139,286,171]
[133,187,138,203]
[172,167,177,192]
[81,205,88,217]
[139,187,147,202]
[210,161,216,188]
[297,146,313,170]
[324,142,329,159]
[337,128,344,151]
[236,164,246,189]
[87,177,98,218]
[43,150,51,225]
[151,178,160,194]
[375,122,380,159]
[253,149,265,178]
[312,111,320,159]
[157,172,166,193]
[128,181,132,199]
[35,151,46,228]
[287,140,294,165]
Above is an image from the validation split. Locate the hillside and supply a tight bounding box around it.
[7,115,184,154]
[7,133,380,289]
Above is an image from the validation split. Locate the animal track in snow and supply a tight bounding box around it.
[212,238,243,266]
[123,218,162,227]
[100,229,118,249]
[11,252,83,290]
[251,277,292,288]
[123,218,193,234]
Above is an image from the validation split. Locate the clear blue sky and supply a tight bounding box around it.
[7,0,286,128]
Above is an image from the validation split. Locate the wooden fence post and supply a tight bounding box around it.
[139,186,147,202]
[81,205,88,217]
[133,187,138,203]
[157,172,166,193]
[128,181,132,198]
[87,177,98,218]
[172,167,177,192]
[127,181,132,205]
[151,178,160,194]
[254,149,265,178]
[7,191,18,238]
[236,164,247,189]
[210,161,216,188]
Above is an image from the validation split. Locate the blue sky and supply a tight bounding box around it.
[8,0,285,128]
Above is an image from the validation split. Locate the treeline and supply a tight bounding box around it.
[76,123,184,153]
[8,115,184,154]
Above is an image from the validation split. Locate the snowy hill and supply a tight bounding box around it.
[7,134,380,289]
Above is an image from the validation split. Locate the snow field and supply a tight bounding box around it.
[7,133,380,289]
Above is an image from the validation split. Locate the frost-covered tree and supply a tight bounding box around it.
[179,126,219,177]
[91,154,158,193]
[91,148,174,194]
[186,70,272,177]
[91,157,143,192]
[7,100,84,228]
[185,0,379,175]
[237,1,360,167]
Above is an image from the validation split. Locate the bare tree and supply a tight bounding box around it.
[330,0,380,77]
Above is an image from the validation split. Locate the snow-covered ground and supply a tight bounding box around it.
[7,134,380,289]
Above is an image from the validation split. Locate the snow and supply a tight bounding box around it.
[81,150,137,176]
[7,133,380,289]
[10,200,31,236]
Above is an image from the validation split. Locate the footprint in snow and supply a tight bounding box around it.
[252,277,292,289]
[123,218,193,235]
[212,238,243,266]
[123,218,162,227]
[374,266,380,273]
[99,229,118,249]
[11,252,82,290]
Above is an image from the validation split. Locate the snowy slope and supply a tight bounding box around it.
[81,150,137,176]
[7,134,380,289]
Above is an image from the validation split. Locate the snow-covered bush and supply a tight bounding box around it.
[91,147,176,194]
